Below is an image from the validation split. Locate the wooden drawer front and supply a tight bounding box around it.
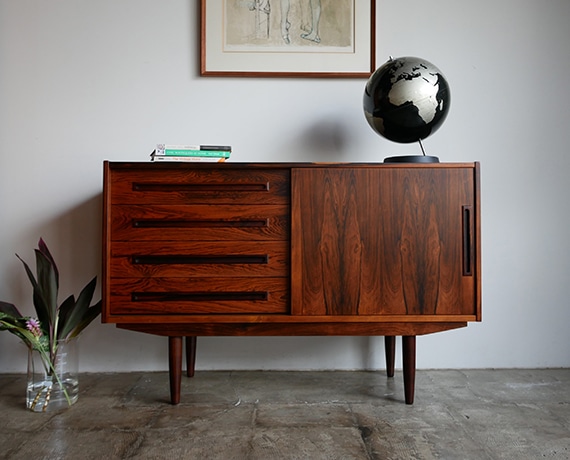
[110,241,288,278]
[109,277,289,315]
[110,204,289,241]
[109,168,290,205]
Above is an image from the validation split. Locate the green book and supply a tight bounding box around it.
[160,149,230,157]
[156,144,232,154]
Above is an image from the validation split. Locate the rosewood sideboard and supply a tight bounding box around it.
[102,161,481,404]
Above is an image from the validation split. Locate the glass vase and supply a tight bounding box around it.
[26,339,79,412]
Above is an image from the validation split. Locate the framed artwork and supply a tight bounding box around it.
[200,0,376,78]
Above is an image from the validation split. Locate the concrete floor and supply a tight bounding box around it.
[0,369,569,459]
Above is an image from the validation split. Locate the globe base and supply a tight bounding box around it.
[383,155,440,164]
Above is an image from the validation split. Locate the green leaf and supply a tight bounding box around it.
[0,311,19,330]
[16,253,50,333]
[38,238,59,283]
[34,249,59,325]
[58,277,99,340]
[56,294,76,340]
[16,252,50,327]
[0,301,23,318]
[16,253,39,293]
[68,300,102,339]
[30,287,50,337]
[0,313,32,345]
[7,239,100,350]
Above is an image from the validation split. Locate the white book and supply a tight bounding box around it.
[151,155,227,163]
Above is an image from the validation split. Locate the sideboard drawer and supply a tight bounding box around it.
[108,168,290,205]
[110,204,290,241]
[108,277,289,315]
[110,241,289,278]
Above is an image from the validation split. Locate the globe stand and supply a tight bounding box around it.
[384,155,439,164]
[383,139,440,163]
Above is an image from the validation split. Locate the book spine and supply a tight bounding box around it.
[158,149,230,157]
[156,144,232,153]
[199,145,232,152]
[151,155,227,163]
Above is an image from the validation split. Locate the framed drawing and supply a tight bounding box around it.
[200,0,376,78]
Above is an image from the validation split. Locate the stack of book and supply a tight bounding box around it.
[150,144,231,162]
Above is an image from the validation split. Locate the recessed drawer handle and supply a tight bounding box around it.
[132,219,268,228]
[131,292,269,302]
[132,183,269,192]
[132,255,269,265]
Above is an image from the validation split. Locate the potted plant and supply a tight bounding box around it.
[0,238,101,412]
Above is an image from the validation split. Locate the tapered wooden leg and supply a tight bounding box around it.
[385,336,396,378]
[169,336,183,405]
[402,335,416,405]
[186,336,197,378]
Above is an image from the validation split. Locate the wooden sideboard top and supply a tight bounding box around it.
[104,161,479,170]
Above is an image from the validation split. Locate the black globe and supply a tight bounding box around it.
[363,56,451,144]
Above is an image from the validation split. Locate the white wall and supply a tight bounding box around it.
[1,0,569,373]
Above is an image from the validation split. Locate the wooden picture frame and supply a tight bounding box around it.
[200,0,376,78]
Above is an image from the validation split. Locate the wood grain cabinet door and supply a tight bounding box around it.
[291,166,479,318]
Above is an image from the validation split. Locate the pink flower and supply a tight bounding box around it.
[26,318,42,338]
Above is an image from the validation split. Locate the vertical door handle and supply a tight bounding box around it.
[462,205,473,276]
